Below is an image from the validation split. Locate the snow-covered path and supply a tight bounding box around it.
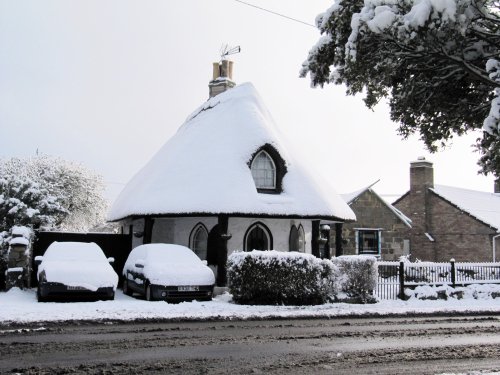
[0,288,499,325]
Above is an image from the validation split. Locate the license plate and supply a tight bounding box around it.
[178,285,198,292]
[67,286,86,290]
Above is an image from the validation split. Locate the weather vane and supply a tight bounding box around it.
[220,44,241,61]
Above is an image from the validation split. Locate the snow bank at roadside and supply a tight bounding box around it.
[0,288,499,325]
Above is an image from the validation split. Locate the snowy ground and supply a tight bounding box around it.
[0,288,499,325]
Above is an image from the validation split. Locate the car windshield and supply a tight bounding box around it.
[145,244,200,265]
[43,242,107,262]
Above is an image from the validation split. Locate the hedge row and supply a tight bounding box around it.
[227,251,377,305]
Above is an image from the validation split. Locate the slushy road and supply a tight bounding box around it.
[1,315,499,374]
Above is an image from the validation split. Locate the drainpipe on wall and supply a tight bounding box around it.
[493,233,500,262]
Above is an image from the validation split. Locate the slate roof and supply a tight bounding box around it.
[431,185,500,231]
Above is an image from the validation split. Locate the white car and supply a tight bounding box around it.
[122,243,215,302]
[35,241,118,302]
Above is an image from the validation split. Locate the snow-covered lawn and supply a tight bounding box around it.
[0,288,499,325]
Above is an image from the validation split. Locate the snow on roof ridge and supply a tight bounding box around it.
[183,82,255,125]
[434,183,498,195]
[342,180,380,204]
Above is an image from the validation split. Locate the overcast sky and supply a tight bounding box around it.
[0,0,495,204]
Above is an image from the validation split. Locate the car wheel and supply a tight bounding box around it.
[123,279,132,296]
[145,284,154,301]
[37,287,47,303]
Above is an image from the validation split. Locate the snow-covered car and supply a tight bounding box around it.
[35,241,118,302]
[122,243,215,302]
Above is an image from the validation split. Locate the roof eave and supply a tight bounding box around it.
[108,211,355,224]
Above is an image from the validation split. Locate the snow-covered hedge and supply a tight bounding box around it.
[332,256,378,303]
[406,284,500,301]
[227,250,340,305]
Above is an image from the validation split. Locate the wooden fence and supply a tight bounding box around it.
[376,260,500,300]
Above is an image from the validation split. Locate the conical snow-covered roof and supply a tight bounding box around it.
[108,83,355,222]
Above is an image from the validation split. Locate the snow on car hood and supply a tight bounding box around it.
[39,260,119,291]
[144,263,215,286]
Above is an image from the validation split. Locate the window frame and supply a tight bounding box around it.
[248,144,287,194]
[189,223,209,260]
[251,150,277,190]
[289,224,305,252]
[355,228,382,257]
[297,224,305,252]
[289,225,299,252]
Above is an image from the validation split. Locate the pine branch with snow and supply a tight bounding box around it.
[301,0,500,177]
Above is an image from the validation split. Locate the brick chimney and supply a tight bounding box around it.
[209,59,236,98]
[410,157,434,192]
[408,157,435,260]
[495,179,500,194]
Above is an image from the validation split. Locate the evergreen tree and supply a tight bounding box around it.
[301,0,500,176]
[0,156,107,234]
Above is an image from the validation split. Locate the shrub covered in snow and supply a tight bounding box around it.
[227,250,341,305]
[0,155,107,233]
[406,284,500,301]
[0,225,34,290]
[332,256,378,303]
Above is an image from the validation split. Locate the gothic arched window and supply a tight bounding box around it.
[251,150,276,189]
[289,224,305,252]
[190,223,208,260]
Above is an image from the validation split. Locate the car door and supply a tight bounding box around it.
[125,247,146,293]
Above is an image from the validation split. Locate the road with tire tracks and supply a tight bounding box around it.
[1,315,499,374]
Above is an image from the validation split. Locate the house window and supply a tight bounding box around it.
[245,222,272,251]
[251,151,276,189]
[289,225,305,252]
[356,229,381,256]
[190,223,208,260]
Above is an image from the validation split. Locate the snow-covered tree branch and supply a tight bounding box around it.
[0,156,107,234]
[301,0,500,177]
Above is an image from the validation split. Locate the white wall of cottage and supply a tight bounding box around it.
[123,216,313,255]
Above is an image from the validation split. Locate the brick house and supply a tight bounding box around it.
[340,182,412,260]
[394,158,500,262]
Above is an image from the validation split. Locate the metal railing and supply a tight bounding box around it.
[376,260,500,300]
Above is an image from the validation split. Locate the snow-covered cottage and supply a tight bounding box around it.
[394,158,500,262]
[108,60,355,285]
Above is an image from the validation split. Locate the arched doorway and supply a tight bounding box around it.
[207,219,229,286]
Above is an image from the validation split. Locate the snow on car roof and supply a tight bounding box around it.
[142,243,201,264]
[43,242,107,262]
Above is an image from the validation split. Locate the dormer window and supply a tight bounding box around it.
[251,151,276,189]
[249,144,287,194]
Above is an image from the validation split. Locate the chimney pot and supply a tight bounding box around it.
[228,60,234,80]
[220,60,230,78]
[212,62,220,80]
